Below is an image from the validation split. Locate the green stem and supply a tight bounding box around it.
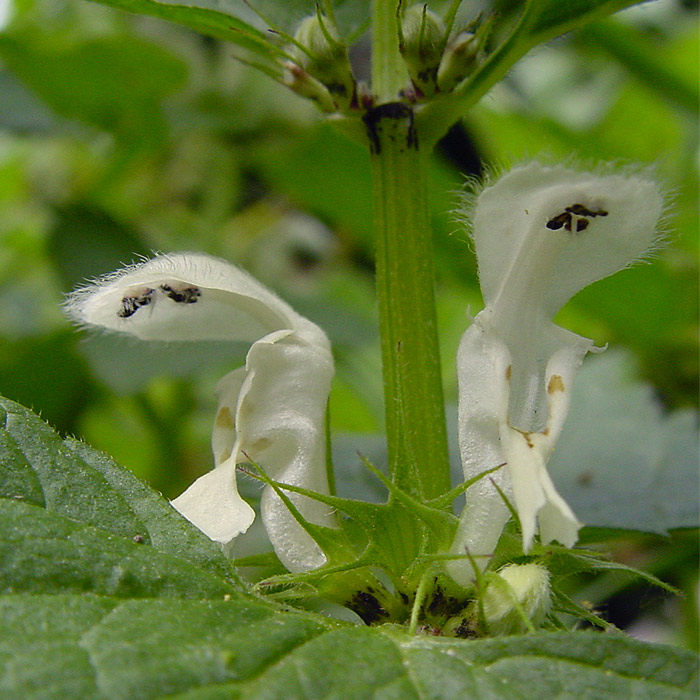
[363,102,451,502]
[371,0,409,102]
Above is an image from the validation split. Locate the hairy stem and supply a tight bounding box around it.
[364,101,451,503]
[371,0,409,102]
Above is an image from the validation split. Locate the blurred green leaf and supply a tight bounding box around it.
[84,0,371,56]
[0,70,58,134]
[0,33,187,138]
[49,205,149,290]
[581,19,699,115]
[552,351,699,534]
[420,0,650,141]
[0,331,94,435]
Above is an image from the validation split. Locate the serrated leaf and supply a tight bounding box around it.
[0,396,239,580]
[0,397,697,699]
[2,593,697,700]
[0,499,235,599]
[0,593,330,700]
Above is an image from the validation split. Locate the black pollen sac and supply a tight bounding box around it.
[160,284,201,304]
[118,288,155,318]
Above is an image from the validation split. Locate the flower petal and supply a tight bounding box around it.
[171,459,255,543]
[471,163,663,317]
[67,253,335,572]
[231,330,334,573]
[65,252,308,343]
[448,314,513,585]
[451,302,586,579]
[470,163,662,432]
[451,163,662,583]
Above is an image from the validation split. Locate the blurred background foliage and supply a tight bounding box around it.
[0,0,697,647]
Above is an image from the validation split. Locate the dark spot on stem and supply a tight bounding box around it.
[362,102,417,155]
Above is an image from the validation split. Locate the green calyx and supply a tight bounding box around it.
[398,3,446,97]
[288,13,357,111]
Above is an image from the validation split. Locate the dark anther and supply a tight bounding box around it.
[546,202,608,234]
[546,212,570,231]
[118,288,155,318]
[160,284,201,304]
[565,203,608,218]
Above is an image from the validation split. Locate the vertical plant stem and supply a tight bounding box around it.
[371,0,409,102]
[363,101,451,502]
[366,1,450,505]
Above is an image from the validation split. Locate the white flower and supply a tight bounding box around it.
[66,252,334,573]
[449,162,663,585]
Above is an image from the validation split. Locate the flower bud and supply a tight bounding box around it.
[481,563,551,635]
[283,62,336,113]
[290,15,356,111]
[400,4,446,97]
[436,30,479,93]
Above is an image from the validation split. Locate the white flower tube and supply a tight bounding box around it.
[66,252,334,572]
[449,163,663,585]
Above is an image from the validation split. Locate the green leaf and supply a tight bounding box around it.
[2,595,697,699]
[515,0,643,46]
[0,499,237,598]
[84,0,371,58]
[579,19,699,115]
[0,69,58,134]
[550,351,699,534]
[0,594,329,700]
[0,34,187,137]
[419,0,650,143]
[0,396,697,698]
[0,396,238,580]
[0,331,94,435]
[85,0,279,57]
[48,205,149,291]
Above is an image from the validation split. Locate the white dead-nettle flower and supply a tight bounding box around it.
[449,162,663,585]
[66,252,334,573]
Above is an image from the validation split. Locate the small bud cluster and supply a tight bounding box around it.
[442,563,552,637]
[254,4,491,113]
[283,13,358,113]
[480,563,551,635]
[436,27,483,93]
[398,4,492,100]
[399,4,446,98]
